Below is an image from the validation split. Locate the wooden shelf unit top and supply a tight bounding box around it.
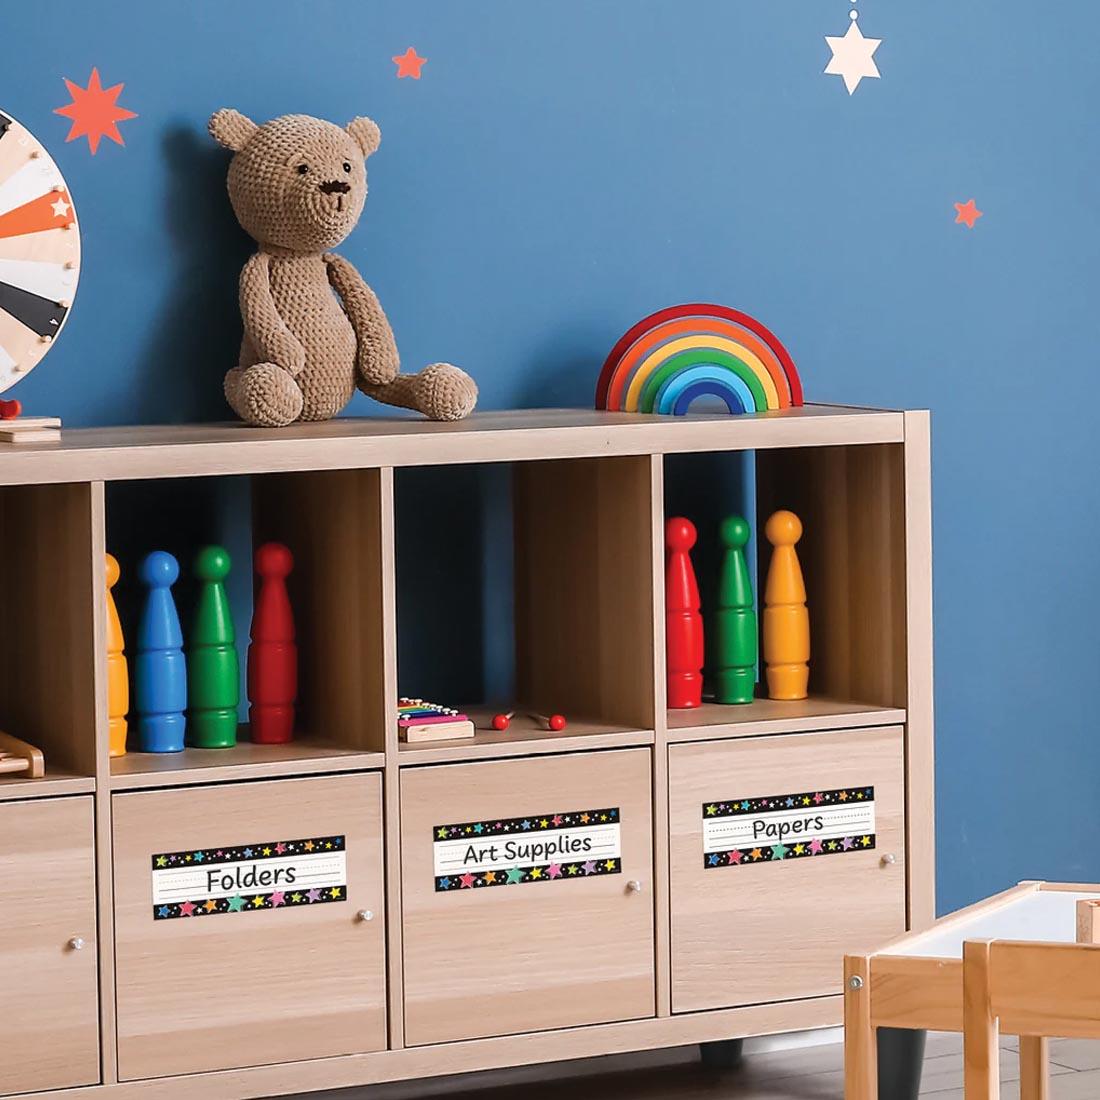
[0,405,904,485]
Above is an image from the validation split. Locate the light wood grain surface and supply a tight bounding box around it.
[0,796,100,1095]
[0,406,906,486]
[253,468,389,753]
[515,455,656,730]
[0,481,98,777]
[400,749,655,1046]
[112,773,387,1080]
[669,726,906,1012]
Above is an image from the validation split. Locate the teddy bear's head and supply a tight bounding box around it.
[209,110,380,252]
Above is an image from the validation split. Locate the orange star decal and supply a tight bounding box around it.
[393,47,427,79]
[54,68,138,154]
[954,199,983,229]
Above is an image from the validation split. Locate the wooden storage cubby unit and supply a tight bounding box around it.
[393,454,658,763]
[663,442,907,740]
[0,406,933,1100]
[0,481,99,796]
[105,468,389,789]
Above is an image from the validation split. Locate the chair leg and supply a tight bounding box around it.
[963,940,1000,1099]
[1019,1036,1049,1100]
[844,955,877,1100]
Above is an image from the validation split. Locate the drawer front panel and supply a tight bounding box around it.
[0,796,99,1094]
[113,772,386,1080]
[670,726,906,1013]
[401,748,655,1045]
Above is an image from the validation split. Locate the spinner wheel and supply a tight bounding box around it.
[0,109,80,394]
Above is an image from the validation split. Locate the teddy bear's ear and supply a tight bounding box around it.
[346,116,381,159]
[208,108,258,152]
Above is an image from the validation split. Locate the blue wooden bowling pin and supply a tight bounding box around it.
[135,551,187,752]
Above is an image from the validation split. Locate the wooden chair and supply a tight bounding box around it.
[963,901,1100,1099]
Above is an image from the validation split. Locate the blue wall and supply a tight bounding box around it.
[4,1,1095,913]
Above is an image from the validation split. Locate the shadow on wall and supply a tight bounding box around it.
[131,124,251,425]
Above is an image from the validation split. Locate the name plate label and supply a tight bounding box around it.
[151,835,347,919]
[433,807,622,891]
[702,787,875,869]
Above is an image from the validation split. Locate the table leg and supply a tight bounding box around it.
[844,956,877,1100]
[877,1027,927,1100]
[1019,1036,1049,1100]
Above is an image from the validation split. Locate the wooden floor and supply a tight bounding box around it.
[309,1034,1100,1099]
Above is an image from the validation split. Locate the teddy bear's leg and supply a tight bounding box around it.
[225,363,305,428]
[298,372,356,423]
[362,362,478,422]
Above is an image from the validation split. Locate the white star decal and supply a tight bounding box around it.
[51,197,71,218]
[825,21,882,95]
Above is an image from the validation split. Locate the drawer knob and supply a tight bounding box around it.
[357,909,375,923]
[880,853,896,867]
[68,936,86,951]
[626,879,643,894]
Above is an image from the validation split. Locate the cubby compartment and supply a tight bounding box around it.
[668,725,906,1013]
[0,796,99,1093]
[394,455,658,761]
[663,444,907,739]
[400,748,655,1045]
[106,469,390,788]
[112,772,387,1079]
[0,482,98,795]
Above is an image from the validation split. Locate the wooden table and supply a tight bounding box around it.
[844,881,1100,1100]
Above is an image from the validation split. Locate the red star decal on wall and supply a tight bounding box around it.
[54,67,138,154]
[954,199,983,229]
[393,47,427,79]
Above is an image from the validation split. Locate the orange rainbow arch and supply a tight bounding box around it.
[595,304,803,416]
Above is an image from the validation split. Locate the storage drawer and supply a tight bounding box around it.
[401,748,655,1045]
[113,772,386,1080]
[0,796,99,1095]
[669,726,906,1013]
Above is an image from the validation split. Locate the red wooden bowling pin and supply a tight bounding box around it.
[248,542,297,744]
[665,517,704,709]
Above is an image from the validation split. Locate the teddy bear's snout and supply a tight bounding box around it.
[319,180,352,195]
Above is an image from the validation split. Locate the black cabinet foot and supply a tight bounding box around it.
[877,1027,926,1100]
[699,1038,744,1071]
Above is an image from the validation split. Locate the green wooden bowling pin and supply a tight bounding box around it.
[714,515,757,705]
[187,546,239,748]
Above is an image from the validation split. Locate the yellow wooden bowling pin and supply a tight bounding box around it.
[106,553,129,757]
[763,511,809,700]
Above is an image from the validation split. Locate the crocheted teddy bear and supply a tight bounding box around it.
[209,109,477,426]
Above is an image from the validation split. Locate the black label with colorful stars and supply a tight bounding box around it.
[432,807,623,892]
[701,787,876,870]
[150,835,347,920]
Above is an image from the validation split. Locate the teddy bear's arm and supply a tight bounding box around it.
[240,253,307,375]
[324,252,400,386]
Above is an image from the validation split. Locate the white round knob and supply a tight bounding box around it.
[357,909,374,922]
[626,880,643,893]
[880,853,896,867]
[68,936,86,951]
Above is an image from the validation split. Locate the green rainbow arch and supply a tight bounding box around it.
[636,350,767,413]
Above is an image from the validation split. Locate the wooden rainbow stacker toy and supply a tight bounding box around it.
[0,405,932,1099]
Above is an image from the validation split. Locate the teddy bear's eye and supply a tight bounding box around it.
[297,164,309,175]
[342,161,352,173]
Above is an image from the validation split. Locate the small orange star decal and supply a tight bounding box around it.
[393,47,427,79]
[954,198,983,229]
[54,68,137,154]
